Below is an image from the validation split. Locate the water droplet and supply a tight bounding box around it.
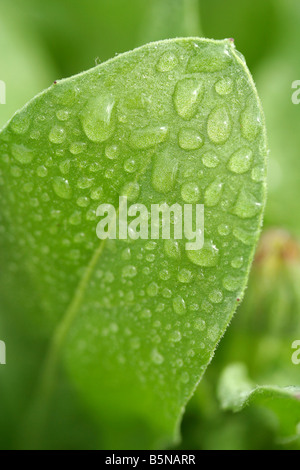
[141,309,152,319]
[124,158,137,173]
[36,165,48,177]
[69,211,82,225]
[152,151,178,194]
[59,159,71,175]
[74,232,86,243]
[105,143,119,159]
[11,143,34,164]
[162,288,172,299]
[89,162,101,172]
[77,196,90,207]
[129,126,168,149]
[218,224,230,236]
[169,331,182,342]
[52,177,72,199]
[122,265,137,278]
[228,147,253,174]
[240,103,261,141]
[251,166,264,182]
[202,152,219,168]
[86,209,96,221]
[151,348,164,365]
[176,358,184,367]
[30,130,40,140]
[77,177,94,189]
[231,256,243,268]
[208,324,220,342]
[180,371,190,384]
[194,318,206,331]
[187,349,195,358]
[159,269,171,281]
[187,241,219,267]
[23,182,34,193]
[122,247,131,261]
[164,239,181,259]
[147,282,159,297]
[56,148,65,157]
[49,126,66,144]
[204,179,223,206]
[181,181,200,203]
[234,189,261,218]
[156,51,179,72]
[145,241,157,251]
[70,142,86,155]
[10,112,30,134]
[173,295,186,315]
[233,226,256,245]
[121,182,140,201]
[178,128,204,150]
[81,93,116,142]
[223,275,241,292]
[173,78,204,120]
[215,77,233,95]
[90,186,103,200]
[207,106,232,144]
[209,290,223,304]
[188,43,232,72]
[56,109,71,121]
[178,268,193,283]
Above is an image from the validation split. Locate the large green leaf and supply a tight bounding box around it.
[0,38,267,449]
[218,363,300,445]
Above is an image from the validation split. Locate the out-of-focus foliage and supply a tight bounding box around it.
[256,0,300,236]
[0,4,57,128]
[218,363,300,443]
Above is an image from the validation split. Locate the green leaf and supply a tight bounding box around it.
[0,38,267,449]
[218,363,300,444]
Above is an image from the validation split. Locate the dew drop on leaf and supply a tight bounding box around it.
[181,181,200,203]
[228,147,253,174]
[173,78,204,120]
[11,143,34,164]
[156,51,179,72]
[81,93,116,142]
[187,241,219,267]
[178,128,204,150]
[207,106,232,144]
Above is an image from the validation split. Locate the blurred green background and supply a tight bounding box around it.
[1,0,300,450]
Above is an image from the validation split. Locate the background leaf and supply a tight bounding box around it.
[218,363,300,444]
[0,4,57,128]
